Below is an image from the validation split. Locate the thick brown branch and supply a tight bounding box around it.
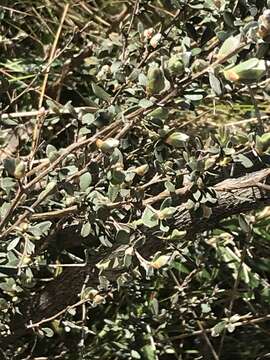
[9,168,270,336]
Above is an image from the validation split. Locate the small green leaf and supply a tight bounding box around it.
[142,206,159,228]
[209,72,222,96]
[233,154,253,168]
[116,229,130,244]
[131,350,141,359]
[42,327,54,338]
[91,82,111,102]
[81,112,95,125]
[238,214,250,233]
[217,35,240,63]
[46,144,59,163]
[139,99,153,109]
[79,172,92,191]
[165,132,189,148]
[211,321,226,337]
[81,221,91,238]
[7,238,20,252]
[147,107,169,120]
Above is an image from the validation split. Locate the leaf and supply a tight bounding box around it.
[131,350,141,359]
[29,221,52,237]
[238,214,250,233]
[209,72,222,96]
[7,237,20,252]
[169,229,186,241]
[81,221,91,238]
[139,99,153,109]
[147,107,169,120]
[211,321,226,337]
[115,229,130,243]
[81,112,95,125]
[150,255,170,269]
[226,322,236,333]
[107,183,120,202]
[79,172,92,191]
[165,132,189,148]
[224,58,267,84]
[91,82,111,102]
[37,181,57,203]
[201,303,211,313]
[150,298,159,315]
[142,343,157,360]
[157,207,176,220]
[217,35,240,63]
[233,154,253,168]
[142,206,159,228]
[41,327,54,338]
[46,144,58,162]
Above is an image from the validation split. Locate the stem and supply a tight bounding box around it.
[248,85,264,135]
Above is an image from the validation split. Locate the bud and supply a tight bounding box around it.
[191,59,209,73]
[19,221,29,232]
[150,33,162,48]
[146,67,165,96]
[156,207,176,220]
[167,54,184,76]
[97,64,111,80]
[255,132,270,154]
[133,164,149,176]
[258,9,270,40]
[165,132,189,148]
[22,256,31,265]
[93,294,106,305]
[223,58,267,84]
[65,196,76,206]
[46,144,59,163]
[150,255,170,269]
[14,161,26,180]
[143,28,155,40]
[96,138,119,154]
[51,320,64,336]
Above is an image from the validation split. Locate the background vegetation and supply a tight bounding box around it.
[1,0,270,359]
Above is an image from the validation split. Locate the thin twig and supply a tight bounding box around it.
[26,298,90,329]
[218,221,252,357]
[29,4,69,165]
[167,314,270,341]
[38,4,69,108]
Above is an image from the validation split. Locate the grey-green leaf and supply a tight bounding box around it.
[91,82,111,102]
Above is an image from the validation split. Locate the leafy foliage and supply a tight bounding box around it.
[1,1,270,359]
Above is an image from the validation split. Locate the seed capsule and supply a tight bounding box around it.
[167,54,184,76]
[223,58,267,84]
[96,138,119,154]
[191,59,209,73]
[14,161,26,180]
[258,9,270,40]
[146,67,165,96]
[133,164,149,176]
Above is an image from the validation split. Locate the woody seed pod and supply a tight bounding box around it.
[223,58,267,84]
[14,161,26,180]
[146,67,165,96]
[167,54,184,76]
